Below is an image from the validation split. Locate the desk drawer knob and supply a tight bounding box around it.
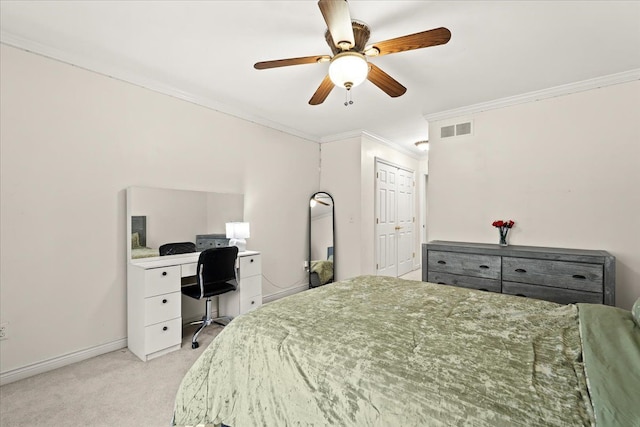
[437,260,446,265]
[162,271,167,276]
[251,300,255,305]
[162,299,168,304]
[250,259,254,263]
[479,265,489,269]
[515,268,527,273]
[162,326,168,331]
[572,274,586,280]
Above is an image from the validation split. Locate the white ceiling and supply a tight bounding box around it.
[2,1,639,155]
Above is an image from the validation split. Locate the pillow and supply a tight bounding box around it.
[131,232,141,249]
[632,298,640,328]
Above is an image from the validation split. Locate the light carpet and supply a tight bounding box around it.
[0,324,222,427]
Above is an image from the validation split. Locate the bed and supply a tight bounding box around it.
[172,275,640,427]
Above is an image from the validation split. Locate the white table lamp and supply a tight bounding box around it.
[226,222,250,252]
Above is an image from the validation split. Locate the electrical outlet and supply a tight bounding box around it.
[0,323,8,340]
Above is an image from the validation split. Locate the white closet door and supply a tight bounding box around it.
[375,161,397,277]
[397,167,414,276]
[375,160,415,277]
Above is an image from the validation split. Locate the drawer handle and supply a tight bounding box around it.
[251,300,255,305]
[437,260,446,265]
[479,265,489,269]
[162,271,167,276]
[162,299,168,304]
[162,326,168,331]
[572,274,586,280]
[250,259,254,263]
[515,268,527,273]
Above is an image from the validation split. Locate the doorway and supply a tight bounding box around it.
[375,159,415,277]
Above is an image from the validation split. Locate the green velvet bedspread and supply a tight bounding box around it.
[578,304,640,427]
[173,275,598,426]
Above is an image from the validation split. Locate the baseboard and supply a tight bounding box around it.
[1,288,307,385]
[263,283,308,304]
[0,338,127,386]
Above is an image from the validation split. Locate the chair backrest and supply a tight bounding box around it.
[197,246,239,298]
[159,242,196,256]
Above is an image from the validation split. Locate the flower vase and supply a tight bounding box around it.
[499,229,509,246]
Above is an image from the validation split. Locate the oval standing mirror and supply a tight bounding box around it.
[309,192,335,288]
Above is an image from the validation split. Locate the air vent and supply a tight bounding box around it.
[440,121,473,138]
[440,125,455,138]
[456,122,472,135]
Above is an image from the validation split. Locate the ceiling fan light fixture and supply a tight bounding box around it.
[415,140,429,151]
[328,52,369,89]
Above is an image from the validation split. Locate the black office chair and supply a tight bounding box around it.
[181,246,239,349]
[159,242,196,256]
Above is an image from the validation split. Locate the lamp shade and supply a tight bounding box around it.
[226,222,250,239]
[328,52,369,89]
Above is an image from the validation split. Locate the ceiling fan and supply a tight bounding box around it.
[254,0,451,105]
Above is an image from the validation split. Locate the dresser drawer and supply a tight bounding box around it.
[428,272,501,293]
[502,257,602,292]
[503,282,603,305]
[144,266,181,297]
[145,317,181,354]
[240,292,262,314]
[428,251,501,279]
[239,254,261,278]
[240,274,261,296]
[144,291,181,326]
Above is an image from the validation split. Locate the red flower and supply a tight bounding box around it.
[492,220,515,228]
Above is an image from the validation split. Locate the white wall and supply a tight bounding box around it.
[320,135,423,281]
[0,45,318,374]
[427,80,640,309]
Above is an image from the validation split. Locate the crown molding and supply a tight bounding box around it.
[1,32,320,143]
[424,68,640,123]
[320,129,425,160]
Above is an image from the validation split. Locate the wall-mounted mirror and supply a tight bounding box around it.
[309,192,335,288]
[126,186,244,261]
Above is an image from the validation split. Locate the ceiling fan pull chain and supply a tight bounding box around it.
[344,89,354,107]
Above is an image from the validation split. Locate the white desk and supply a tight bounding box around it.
[127,250,261,361]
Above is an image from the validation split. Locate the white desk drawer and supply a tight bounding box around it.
[145,317,181,355]
[239,254,261,278]
[144,266,181,297]
[144,292,181,326]
[240,275,261,296]
[181,263,197,278]
[240,292,262,314]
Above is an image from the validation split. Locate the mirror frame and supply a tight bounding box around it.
[308,191,335,288]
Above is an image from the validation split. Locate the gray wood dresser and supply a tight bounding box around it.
[422,241,615,305]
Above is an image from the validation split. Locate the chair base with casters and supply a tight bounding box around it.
[181,246,239,349]
[187,297,232,349]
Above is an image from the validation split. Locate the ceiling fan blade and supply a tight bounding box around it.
[254,55,330,70]
[367,63,407,98]
[318,0,355,50]
[313,198,331,206]
[367,27,451,57]
[309,75,335,105]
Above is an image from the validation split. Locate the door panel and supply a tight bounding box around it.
[375,161,414,277]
